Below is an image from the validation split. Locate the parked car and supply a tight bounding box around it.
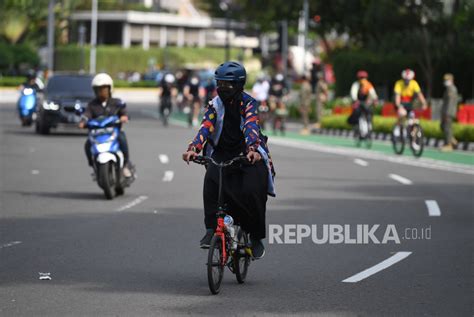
[36,74,94,134]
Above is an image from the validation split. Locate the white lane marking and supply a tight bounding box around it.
[342,251,412,283]
[162,170,174,182]
[354,158,369,167]
[389,173,413,185]
[0,241,22,249]
[425,200,441,216]
[269,137,474,175]
[39,272,52,280]
[31,170,39,175]
[116,195,148,212]
[159,154,170,164]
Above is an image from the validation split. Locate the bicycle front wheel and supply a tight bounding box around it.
[234,228,251,284]
[391,123,405,155]
[410,124,424,157]
[207,235,224,294]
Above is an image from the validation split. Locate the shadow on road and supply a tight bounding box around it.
[7,190,104,201]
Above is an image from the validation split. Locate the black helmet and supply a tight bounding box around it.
[26,70,36,80]
[214,61,246,85]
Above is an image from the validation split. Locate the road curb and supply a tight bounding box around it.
[311,128,473,152]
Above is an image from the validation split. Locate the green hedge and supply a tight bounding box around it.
[0,43,40,72]
[0,76,24,87]
[114,80,157,88]
[55,45,242,77]
[321,115,474,142]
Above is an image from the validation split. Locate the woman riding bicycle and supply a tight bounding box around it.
[182,61,275,259]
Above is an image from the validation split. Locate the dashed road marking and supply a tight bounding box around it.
[31,170,39,175]
[116,195,148,212]
[425,200,441,216]
[354,158,369,167]
[389,173,413,185]
[0,241,22,249]
[159,154,170,164]
[342,251,412,283]
[162,170,174,182]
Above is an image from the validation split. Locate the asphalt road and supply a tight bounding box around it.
[1,101,473,316]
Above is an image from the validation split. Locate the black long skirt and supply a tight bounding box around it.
[202,150,269,240]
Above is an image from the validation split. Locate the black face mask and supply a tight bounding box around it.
[217,86,239,103]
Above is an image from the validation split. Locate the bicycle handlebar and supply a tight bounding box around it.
[192,155,248,167]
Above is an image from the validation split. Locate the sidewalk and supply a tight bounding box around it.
[272,130,474,166]
[170,112,474,167]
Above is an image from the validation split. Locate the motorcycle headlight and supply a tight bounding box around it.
[23,88,34,95]
[43,101,60,111]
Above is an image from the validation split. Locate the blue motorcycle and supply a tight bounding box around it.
[17,87,37,126]
[87,115,135,199]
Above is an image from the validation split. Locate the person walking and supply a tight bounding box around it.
[314,72,328,129]
[299,75,312,135]
[440,73,459,152]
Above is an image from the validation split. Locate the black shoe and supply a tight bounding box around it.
[200,229,214,249]
[250,238,265,259]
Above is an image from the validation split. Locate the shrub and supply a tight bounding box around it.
[321,115,474,142]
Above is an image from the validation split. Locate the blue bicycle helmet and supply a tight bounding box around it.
[214,61,246,85]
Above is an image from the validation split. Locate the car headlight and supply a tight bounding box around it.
[42,101,60,111]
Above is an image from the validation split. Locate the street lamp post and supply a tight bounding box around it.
[302,0,309,74]
[220,0,231,61]
[78,24,86,72]
[90,0,98,74]
[47,0,55,72]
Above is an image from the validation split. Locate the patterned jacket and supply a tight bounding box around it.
[187,92,276,196]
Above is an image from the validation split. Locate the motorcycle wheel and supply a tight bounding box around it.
[99,162,115,200]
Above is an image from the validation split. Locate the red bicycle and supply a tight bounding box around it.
[192,155,253,294]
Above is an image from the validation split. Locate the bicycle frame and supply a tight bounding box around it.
[193,155,248,266]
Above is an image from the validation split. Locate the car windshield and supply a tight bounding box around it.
[46,76,94,98]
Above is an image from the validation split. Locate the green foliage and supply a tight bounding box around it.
[55,45,242,76]
[114,80,157,88]
[321,115,474,142]
[0,43,40,72]
[0,0,50,44]
[0,76,24,86]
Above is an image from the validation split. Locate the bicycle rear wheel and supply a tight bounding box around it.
[353,127,361,147]
[207,235,224,294]
[410,124,424,157]
[365,131,373,149]
[391,123,405,155]
[234,228,250,284]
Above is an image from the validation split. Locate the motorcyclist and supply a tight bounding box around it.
[20,71,43,93]
[182,61,276,259]
[78,73,132,178]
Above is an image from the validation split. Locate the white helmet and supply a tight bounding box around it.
[401,69,415,81]
[164,73,175,84]
[92,73,114,92]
